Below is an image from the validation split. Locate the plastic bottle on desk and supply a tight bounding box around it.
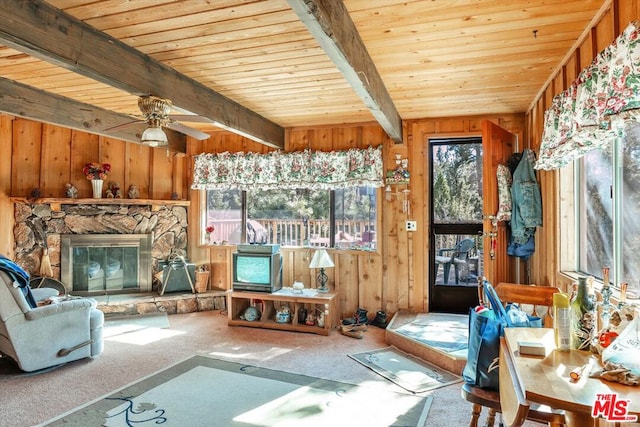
[570,277,595,351]
[553,292,571,351]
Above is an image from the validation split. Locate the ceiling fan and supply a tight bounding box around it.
[114,96,210,147]
[139,95,210,145]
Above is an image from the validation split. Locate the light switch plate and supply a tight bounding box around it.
[406,220,417,231]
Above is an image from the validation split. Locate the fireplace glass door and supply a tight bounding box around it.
[61,234,152,295]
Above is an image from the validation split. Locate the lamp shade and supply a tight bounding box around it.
[309,249,334,269]
[141,126,168,147]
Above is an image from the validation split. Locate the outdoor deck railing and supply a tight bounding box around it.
[205,218,376,249]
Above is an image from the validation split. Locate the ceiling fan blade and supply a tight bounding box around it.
[167,114,215,124]
[165,121,210,140]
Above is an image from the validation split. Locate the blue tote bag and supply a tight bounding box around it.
[462,281,541,390]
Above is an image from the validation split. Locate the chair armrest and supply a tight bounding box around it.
[32,287,59,302]
[25,299,93,321]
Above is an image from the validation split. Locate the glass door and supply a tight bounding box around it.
[429,138,483,313]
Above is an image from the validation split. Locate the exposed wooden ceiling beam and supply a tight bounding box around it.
[0,0,284,149]
[286,0,402,143]
[0,77,187,153]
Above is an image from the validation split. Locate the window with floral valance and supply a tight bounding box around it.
[535,21,640,170]
[191,145,384,190]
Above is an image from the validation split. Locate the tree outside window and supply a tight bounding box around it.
[204,186,377,250]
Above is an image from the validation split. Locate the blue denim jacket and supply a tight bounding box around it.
[510,149,542,245]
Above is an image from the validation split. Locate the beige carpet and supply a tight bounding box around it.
[103,312,171,338]
[349,346,462,393]
[44,355,432,426]
[0,310,546,427]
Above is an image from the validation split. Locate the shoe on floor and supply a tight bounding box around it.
[342,323,367,332]
[369,310,387,328]
[340,325,364,339]
[341,308,368,326]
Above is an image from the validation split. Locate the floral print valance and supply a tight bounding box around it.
[191,145,384,190]
[536,21,640,170]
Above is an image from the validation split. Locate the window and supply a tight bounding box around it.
[572,122,640,297]
[204,189,243,244]
[334,187,377,250]
[204,186,378,250]
[247,188,329,247]
[578,149,613,277]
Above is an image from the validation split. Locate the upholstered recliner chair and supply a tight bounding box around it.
[0,269,104,372]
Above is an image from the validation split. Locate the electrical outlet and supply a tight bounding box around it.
[406,220,417,231]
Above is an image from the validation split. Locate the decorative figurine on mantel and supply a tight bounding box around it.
[65,183,78,198]
[128,184,139,199]
[107,182,122,199]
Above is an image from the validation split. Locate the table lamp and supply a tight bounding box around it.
[309,249,334,293]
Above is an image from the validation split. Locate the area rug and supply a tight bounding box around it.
[393,313,469,354]
[43,355,432,427]
[103,312,170,338]
[349,346,462,393]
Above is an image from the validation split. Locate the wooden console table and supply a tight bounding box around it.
[226,289,338,336]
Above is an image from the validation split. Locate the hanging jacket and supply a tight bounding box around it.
[496,164,512,222]
[510,149,542,245]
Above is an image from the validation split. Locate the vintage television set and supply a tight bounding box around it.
[232,244,282,293]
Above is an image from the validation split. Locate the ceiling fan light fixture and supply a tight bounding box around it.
[141,125,168,147]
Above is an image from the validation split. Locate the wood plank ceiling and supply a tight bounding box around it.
[0,0,607,151]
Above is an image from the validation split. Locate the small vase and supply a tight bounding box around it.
[91,179,104,199]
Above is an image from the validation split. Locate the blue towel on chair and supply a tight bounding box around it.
[0,254,36,309]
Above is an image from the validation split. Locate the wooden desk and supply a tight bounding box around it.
[503,328,640,427]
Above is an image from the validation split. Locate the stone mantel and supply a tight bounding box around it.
[10,197,189,212]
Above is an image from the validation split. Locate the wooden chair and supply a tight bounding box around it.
[460,282,566,427]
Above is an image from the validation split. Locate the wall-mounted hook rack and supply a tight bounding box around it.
[385,185,411,215]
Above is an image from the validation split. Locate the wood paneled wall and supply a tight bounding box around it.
[0,116,12,255]
[1,2,633,316]
[4,117,188,202]
[525,0,639,292]
[186,125,392,318]
[0,116,189,265]
[186,117,524,318]
[0,114,523,318]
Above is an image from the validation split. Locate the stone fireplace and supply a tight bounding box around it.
[13,202,188,295]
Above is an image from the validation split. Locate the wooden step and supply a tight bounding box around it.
[385,310,468,375]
